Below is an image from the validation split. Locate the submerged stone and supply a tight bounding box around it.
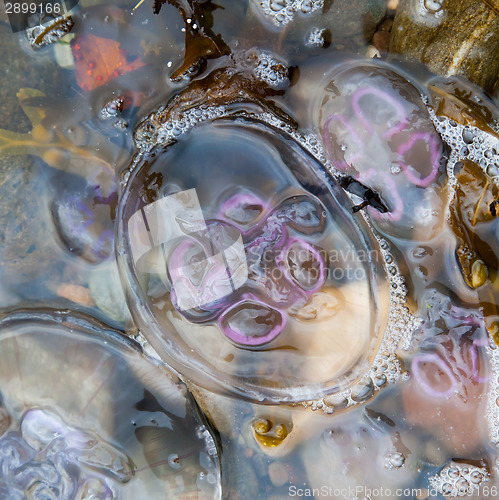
[390,0,499,94]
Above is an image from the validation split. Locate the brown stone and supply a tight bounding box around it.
[390,0,499,93]
[373,18,393,54]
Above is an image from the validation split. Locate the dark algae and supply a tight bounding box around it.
[152,0,230,81]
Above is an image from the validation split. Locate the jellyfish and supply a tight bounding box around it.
[319,62,448,240]
[0,310,220,499]
[117,115,399,405]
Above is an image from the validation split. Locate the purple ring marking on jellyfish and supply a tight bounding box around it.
[277,237,327,294]
[357,168,404,221]
[470,339,491,383]
[411,352,458,399]
[217,192,269,228]
[397,132,441,188]
[218,296,286,347]
[351,86,408,139]
[322,114,363,170]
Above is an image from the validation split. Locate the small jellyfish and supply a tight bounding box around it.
[51,172,117,264]
[402,292,489,455]
[318,62,448,240]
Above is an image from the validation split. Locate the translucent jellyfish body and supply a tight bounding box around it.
[317,62,448,240]
[0,310,220,500]
[117,117,395,403]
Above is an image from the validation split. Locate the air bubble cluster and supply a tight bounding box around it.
[428,461,490,498]
[133,105,228,154]
[256,0,323,27]
[307,28,326,47]
[485,341,499,445]
[425,101,499,185]
[253,52,289,88]
[384,451,405,470]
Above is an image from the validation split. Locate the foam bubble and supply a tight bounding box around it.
[425,101,499,183]
[253,52,289,88]
[429,461,490,497]
[255,0,323,27]
[307,28,327,47]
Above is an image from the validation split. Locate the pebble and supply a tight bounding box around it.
[56,283,95,307]
[269,462,289,487]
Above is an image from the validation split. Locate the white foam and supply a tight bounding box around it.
[428,461,490,497]
[254,0,323,27]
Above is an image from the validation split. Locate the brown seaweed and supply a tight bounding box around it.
[428,81,499,138]
[449,160,499,343]
[135,62,297,148]
[153,0,230,81]
[0,88,116,177]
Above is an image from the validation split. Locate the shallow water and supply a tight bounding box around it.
[1,0,499,498]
